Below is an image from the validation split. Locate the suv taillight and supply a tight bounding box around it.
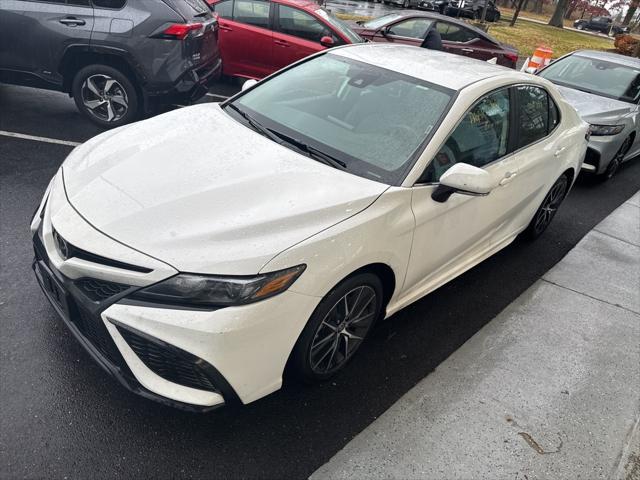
[156,23,204,40]
[505,52,518,64]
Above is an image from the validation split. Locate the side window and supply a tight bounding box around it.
[213,0,233,19]
[437,23,477,43]
[92,0,125,7]
[549,94,560,132]
[233,0,270,29]
[387,18,432,39]
[516,86,549,148]
[277,5,329,42]
[422,89,510,182]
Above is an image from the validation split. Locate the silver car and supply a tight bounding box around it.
[538,50,639,180]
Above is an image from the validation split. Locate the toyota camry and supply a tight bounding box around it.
[32,44,588,411]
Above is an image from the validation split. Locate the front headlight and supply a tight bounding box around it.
[129,265,306,308]
[589,124,625,136]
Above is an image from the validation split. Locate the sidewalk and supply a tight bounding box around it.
[312,191,640,480]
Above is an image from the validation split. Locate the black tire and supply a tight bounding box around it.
[522,174,569,240]
[72,64,139,128]
[289,272,384,383]
[493,11,500,21]
[599,136,632,182]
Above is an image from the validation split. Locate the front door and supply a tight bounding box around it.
[402,87,519,299]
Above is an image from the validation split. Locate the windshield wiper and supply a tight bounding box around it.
[266,129,348,170]
[226,103,282,143]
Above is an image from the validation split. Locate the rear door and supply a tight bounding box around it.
[271,4,334,72]
[436,20,493,61]
[369,16,432,46]
[213,0,273,78]
[5,0,93,85]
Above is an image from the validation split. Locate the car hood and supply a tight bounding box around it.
[62,104,388,275]
[555,85,636,123]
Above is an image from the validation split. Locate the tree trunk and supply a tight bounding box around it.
[548,0,568,27]
[624,0,639,25]
[563,0,577,19]
[535,0,543,14]
[510,0,526,26]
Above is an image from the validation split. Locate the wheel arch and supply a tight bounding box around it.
[345,262,397,313]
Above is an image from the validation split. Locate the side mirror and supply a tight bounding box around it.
[241,78,258,91]
[380,27,389,36]
[320,36,335,47]
[432,163,494,203]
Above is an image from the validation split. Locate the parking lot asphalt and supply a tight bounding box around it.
[1,83,640,479]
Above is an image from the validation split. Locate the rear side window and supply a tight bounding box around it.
[422,88,510,182]
[93,0,126,8]
[387,18,433,39]
[516,86,558,148]
[277,5,329,42]
[436,22,477,43]
[234,0,270,28]
[213,0,233,18]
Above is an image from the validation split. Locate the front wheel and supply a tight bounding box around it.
[600,136,632,181]
[72,64,139,128]
[289,273,384,382]
[522,175,569,240]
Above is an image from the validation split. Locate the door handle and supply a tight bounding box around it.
[274,39,290,47]
[219,24,232,31]
[499,171,517,186]
[554,146,567,157]
[59,17,86,26]
[461,48,474,53]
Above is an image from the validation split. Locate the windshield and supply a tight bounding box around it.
[539,54,640,103]
[226,53,453,185]
[316,9,364,44]
[362,14,403,30]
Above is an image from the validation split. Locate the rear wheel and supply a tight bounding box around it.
[523,175,569,239]
[576,23,585,30]
[289,273,384,382]
[72,64,139,128]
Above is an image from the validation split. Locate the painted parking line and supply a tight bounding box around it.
[0,130,81,147]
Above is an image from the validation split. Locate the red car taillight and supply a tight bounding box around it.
[157,22,204,40]
[505,52,519,64]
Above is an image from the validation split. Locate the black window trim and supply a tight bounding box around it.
[511,83,562,153]
[19,0,92,7]
[91,0,127,11]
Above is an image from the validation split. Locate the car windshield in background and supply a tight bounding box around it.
[227,53,453,185]
[316,9,364,44]
[362,14,403,30]
[539,55,640,103]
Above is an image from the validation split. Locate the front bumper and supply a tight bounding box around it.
[31,175,321,410]
[581,133,628,174]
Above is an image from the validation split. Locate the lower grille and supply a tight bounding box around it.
[584,148,600,169]
[74,306,127,369]
[116,325,219,393]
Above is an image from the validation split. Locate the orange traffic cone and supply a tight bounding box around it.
[524,46,553,73]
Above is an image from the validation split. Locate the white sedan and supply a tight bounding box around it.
[31,44,588,410]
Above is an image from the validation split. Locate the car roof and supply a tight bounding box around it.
[572,50,640,69]
[331,43,526,90]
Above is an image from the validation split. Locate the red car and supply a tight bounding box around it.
[206,0,364,79]
[350,12,518,68]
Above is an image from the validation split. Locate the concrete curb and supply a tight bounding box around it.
[311,191,640,480]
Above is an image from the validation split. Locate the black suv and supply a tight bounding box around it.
[0,0,221,127]
[574,16,629,36]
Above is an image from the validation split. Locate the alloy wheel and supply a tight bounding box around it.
[309,285,378,375]
[532,178,567,235]
[81,74,129,123]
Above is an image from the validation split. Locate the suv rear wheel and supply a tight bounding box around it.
[72,64,139,128]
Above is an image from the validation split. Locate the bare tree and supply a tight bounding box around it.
[510,0,527,25]
[549,0,569,27]
[624,0,639,25]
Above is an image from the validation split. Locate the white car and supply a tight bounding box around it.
[31,44,588,411]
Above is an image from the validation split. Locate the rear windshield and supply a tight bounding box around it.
[539,54,640,103]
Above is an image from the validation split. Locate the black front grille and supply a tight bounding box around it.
[116,326,219,393]
[76,278,130,302]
